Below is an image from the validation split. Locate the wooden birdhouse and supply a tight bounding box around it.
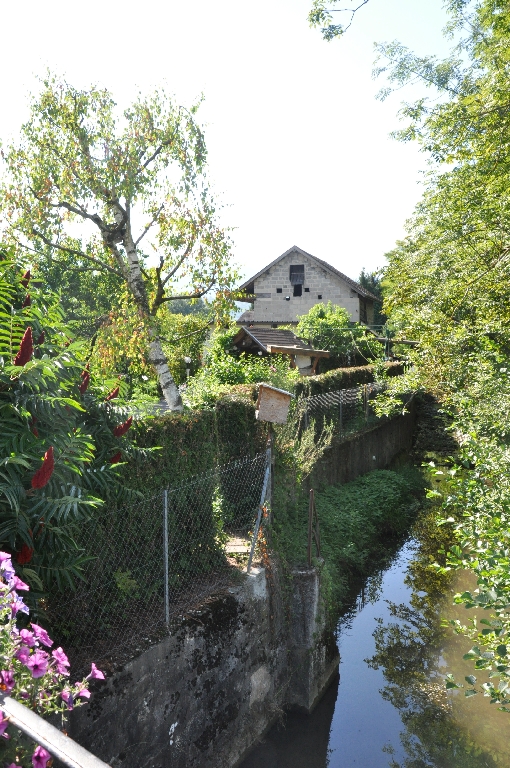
[255,384,293,424]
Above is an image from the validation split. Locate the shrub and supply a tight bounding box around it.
[294,361,404,397]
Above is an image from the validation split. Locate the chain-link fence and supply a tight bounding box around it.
[49,381,389,676]
[49,451,270,677]
[297,382,385,438]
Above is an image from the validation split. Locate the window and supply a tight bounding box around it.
[318,294,322,300]
[276,288,282,294]
[272,323,278,328]
[293,284,302,297]
[289,265,305,285]
[304,287,310,292]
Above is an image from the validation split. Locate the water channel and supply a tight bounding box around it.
[239,526,510,768]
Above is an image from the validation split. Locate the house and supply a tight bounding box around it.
[236,245,378,327]
[232,326,330,375]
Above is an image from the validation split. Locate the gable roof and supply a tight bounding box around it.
[237,245,379,301]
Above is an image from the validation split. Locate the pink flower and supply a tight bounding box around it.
[20,629,36,647]
[31,623,53,647]
[52,647,70,676]
[9,575,29,592]
[32,746,51,768]
[87,662,105,680]
[15,646,31,664]
[61,689,74,710]
[26,650,49,679]
[10,595,29,616]
[0,670,15,693]
[75,682,90,699]
[0,710,9,738]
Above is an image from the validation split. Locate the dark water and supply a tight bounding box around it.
[239,539,510,768]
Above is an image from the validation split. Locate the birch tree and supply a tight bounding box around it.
[0,75,237,411]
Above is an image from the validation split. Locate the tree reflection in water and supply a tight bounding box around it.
[366,511,499,768]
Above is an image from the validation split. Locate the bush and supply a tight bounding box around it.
[295,361,404,397]
[296,302,384,367]
[271,465,424,613]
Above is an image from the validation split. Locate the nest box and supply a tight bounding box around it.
[255,384,293,424]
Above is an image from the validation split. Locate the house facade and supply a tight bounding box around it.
[237,245,378,327]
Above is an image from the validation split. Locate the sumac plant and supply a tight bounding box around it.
[0,252,148,592]
[0,550,104,767]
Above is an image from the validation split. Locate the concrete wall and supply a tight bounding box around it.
[248,250,364,324]
[69,566,337,768]
[310,402,416,489]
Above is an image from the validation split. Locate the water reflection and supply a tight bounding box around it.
[238,512,510,767]
[239,676,338,768]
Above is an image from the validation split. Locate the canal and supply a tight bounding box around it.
[239,513,510,768]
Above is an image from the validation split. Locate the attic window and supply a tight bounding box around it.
[304,287,310,292]
[289,265,305,285]
[276,288,282,294]
[318,294,322,300]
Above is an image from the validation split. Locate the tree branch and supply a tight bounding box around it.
[158,282,216,303]
[134,205,165,246]
[161,242,195,287]
[31,229,123,277]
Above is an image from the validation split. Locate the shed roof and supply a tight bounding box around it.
[233,326,328,356]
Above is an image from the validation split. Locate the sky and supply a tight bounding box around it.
[0,0,451,284]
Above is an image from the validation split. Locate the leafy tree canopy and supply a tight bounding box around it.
[296,301,383,364]
[0,74,238,412]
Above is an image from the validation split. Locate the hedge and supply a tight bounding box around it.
[294,361,404,398]
[126,395,267,491]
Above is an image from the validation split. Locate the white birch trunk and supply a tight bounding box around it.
[120,210,183,412]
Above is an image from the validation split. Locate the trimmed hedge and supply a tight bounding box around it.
[294,361,404,398]
[127,395,267,490]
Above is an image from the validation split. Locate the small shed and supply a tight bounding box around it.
[232,326,329,375]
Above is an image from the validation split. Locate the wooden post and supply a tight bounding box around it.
[307,489,321,567]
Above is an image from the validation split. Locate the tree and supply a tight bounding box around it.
[0,74,238,411]
[358,268,386,327]
[308,0,370,41]
[296,301,383,365]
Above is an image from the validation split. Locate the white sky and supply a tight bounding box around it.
[0,0,450,284]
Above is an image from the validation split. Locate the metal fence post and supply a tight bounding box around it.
[339,395,343,438]
[163,490,169,626]
[247,447,271,574]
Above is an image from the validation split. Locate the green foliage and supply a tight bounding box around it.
[182,325,299,407]
[296,301,384,369]
[271,464,423,613]
[365,505,503,768]
[128,396,267,488]
[0,73,238,409]
[308,0,369,41]
[295,360,404,398]
[0,251,147,591]
[372,1,510,711]
[358,268,386,327]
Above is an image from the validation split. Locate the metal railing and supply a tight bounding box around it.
[0,693,110,768]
